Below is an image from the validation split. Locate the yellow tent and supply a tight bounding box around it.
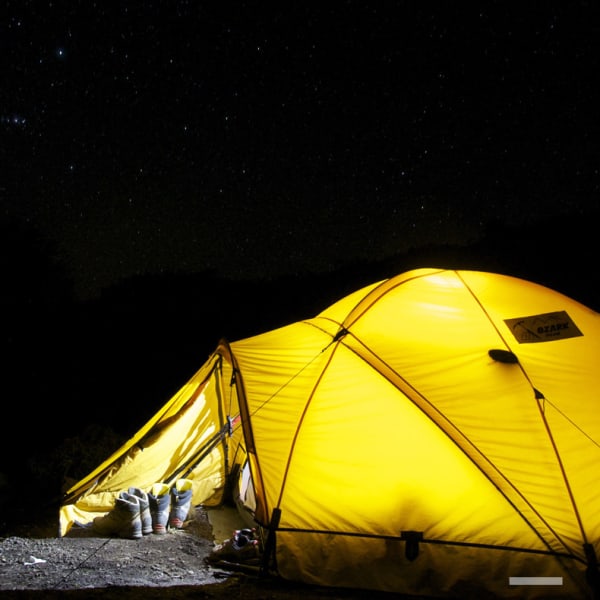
[60,268,600,599]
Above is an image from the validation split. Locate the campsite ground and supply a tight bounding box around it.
[0,505,418,600]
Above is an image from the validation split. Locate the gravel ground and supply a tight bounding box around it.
[0,506,405,600]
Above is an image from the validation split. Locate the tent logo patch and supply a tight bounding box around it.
[504,311,583,343]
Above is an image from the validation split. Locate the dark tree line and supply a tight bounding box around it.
[1,212,598,519]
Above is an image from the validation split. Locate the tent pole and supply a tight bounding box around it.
[584,543,600,600]
[164,420,232,486]
[260,507,281,576]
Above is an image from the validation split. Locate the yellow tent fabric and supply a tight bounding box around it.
[60,268,600,599]
[60,348,246,532]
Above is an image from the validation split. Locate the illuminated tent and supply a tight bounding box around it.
[60,268,600,599]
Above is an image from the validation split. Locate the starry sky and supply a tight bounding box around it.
[2,3,599,299]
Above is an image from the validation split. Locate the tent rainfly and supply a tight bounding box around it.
[60,268,600,599]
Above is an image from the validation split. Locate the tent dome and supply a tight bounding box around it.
[61,268,600,598]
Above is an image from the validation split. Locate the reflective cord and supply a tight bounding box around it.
[57,537,112,588]
[534,388,590,548]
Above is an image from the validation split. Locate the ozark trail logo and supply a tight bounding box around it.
[504,311,583,343]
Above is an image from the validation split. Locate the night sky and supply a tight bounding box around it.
[2,2,600,529]
[2,3,599,299]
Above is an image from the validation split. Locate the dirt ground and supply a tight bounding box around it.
[0,506,406,600]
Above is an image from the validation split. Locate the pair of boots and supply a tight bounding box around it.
[148,479,193,535]
[92,479,193,539]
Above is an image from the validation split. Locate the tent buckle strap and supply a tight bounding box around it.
[400,530,423,562]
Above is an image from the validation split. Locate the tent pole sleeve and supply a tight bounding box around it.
[260,507,281,576]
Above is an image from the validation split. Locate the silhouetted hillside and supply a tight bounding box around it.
[1,212,598,513]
